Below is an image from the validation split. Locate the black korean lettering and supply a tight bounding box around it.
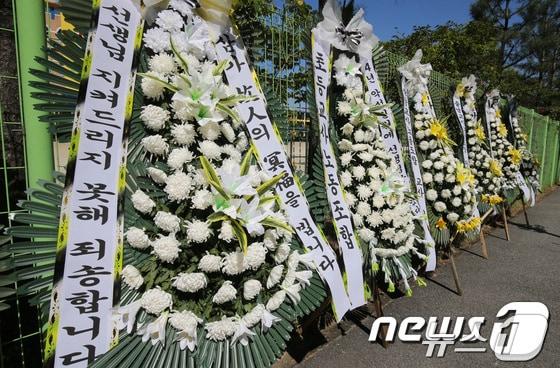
[100,39,125,62]
[77,183,115,203]
[60,344,97,366]
[69,239,106,260]
[79,151,112,170]
[89,89,119,108]
[73,205,109,225]
[319,254,336,271]
[61,316,100,340]
[65,289,108,314]
[92,69,121,88]
[285,190,301,208]
[263,151,285,173]
[85,129,114,149]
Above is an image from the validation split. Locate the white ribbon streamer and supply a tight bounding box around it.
[49,1,143,366]
[310,31,365,309]
[400,77,437,271]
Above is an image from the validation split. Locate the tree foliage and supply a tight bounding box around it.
[385,0,560,118]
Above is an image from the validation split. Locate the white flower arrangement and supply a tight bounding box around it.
[455,76,506,209]
[399,52,479,244]
[508,104,540,192]
[485,89,522,191]
[333,54,426,294]
[116,2,317,352]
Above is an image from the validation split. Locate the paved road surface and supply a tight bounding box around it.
[297,188,560,368]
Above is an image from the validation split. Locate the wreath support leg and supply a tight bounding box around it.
[521,195,530,226]
[373,286,388,348]
[501,207,511,241]
[449,247,463,296]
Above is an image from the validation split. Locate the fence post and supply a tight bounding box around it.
[540,116,549,188]
[14,0,53,189]
[527,109,535,152]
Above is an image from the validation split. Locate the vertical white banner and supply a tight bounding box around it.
[49,1,142,366]
[310,33,365,308]
[400,78,437,271]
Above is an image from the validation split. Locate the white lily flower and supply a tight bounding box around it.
[261,308,282,332]
[116,300,142,334]
[237,196,273,236]
[216,162,258,197]
[230,318,256,346]
[138,312,168,346]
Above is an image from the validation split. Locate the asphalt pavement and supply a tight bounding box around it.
[296,187,560,368]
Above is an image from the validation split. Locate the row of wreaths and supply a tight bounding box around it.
[0,1,541,367]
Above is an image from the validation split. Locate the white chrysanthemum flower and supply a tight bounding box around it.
[199,140,222,160]
[434,201,447,212]
[372,195,385,208]
[152,234,181,263]
[141,72,166,100]
[352,213,364,227]
[426,189,438,201]
[141,288,173,315]
[185,220,212,243]
[356,202,371,216]
[340,170,352,187]
[154,211,181,233]
[422,160,433,169]
[143,27,170,53]
[167,147,193,170]
[452,185,462,196]
[173,272,208,293]
[198,253,222,273]
[441,189,451,198]
[205,317,238,341]
[340,152,353,166]
[358,228,375,242]
[243,304,266,328]
[171,123,196,146]
[267,265,284,289]
[213,281,237,304]
[149,53,176,74]
[155,10,184,31]
[125,227,150,249]
[245,243,267,270]
[357,184,373,200]
[147,167,167,184]
[122,265,143,289]
[142,134,169,156]
[243,279,262,300]
[447,213,459,223]
[266,290,286,311]
[341,123,354,136]
[452,197,462,207]
[192,189,213,210]
[169,310,201,351]
[274,242,291,264]
[131,189,155,214]
[366,212,383,227]
[338,101,352,115]
[199,122,222,141]
[218,220,235,242]
[141,105,170,131]
[423,172,433,184]
[381,227,396,241]
[164,171,192,201]
[434,173,444,183]
[221,250,245,275]
[218,122,235,142]
[352,165,366,180]
[419,141,430,151]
